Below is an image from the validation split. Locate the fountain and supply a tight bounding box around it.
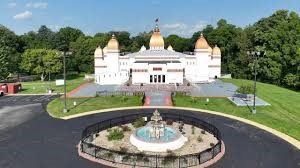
[130,110,187,152]
[149,109,164,139]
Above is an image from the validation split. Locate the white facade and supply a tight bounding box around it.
[94,27,221,85]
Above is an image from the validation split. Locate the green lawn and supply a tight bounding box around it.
[173,78,300,141]
[47,96,143,118]
[18,74,88,94]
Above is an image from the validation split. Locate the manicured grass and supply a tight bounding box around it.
[18,74,88,94]
[173,78,300,141]
[47,96,143,118]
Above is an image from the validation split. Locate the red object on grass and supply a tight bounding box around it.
[0,84,8,94]
[7,83,22,94]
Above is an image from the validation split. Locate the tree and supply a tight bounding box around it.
[93,32,111,48]
[165,35,190,52]
[56,27,84,51]
[283,73,299,88]
[70,36,98,73]
[21,25,56,50]
[112,31,132,52]
[249,10,300,87]
[130,32,151,52]
[20,49,63,81]
[0,25,20,79]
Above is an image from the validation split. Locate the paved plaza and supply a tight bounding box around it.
[191,80,238,97]
[68,79,270,106]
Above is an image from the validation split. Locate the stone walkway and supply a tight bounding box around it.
[68,83,119,97]
[144,91,172,106]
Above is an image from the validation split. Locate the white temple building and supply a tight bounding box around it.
[94,25,221,85]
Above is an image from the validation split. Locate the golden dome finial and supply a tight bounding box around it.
[200,33,203,38]
[149,24,164,49]
[212,45,221,55]
[107,34,119,51]
[195,33,209,50]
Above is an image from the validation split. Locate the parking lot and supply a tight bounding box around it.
[0,95,58,105]
[0,95,59,133]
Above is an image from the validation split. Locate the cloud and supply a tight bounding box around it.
[188,21,207,34]
[162,21,207,37]
[13,11,32,20]
[26,2,48,9]
[8,2,17,8]
[162,23,187,29]
[49,25,62,32]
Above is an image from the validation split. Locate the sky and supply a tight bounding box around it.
[1,0,300,37]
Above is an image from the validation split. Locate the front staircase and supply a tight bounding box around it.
[143,91,172,106]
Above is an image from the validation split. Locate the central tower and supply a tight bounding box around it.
[149,24,164,50]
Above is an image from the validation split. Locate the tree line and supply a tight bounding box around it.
[0,10,299,90]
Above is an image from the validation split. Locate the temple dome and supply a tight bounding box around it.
[212,45,221,55]
[149,26,164,49]
[167,45,174,51]
[140,45,146,52]
[94,46,103,57]
[195,33,209,49]
[208,46,212,54]
[103,46,108,54]
[107,34,119,50]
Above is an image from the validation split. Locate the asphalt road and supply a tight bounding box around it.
[0,95,299,168]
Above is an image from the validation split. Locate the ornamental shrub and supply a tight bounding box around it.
[237,84,254,94]
[133,117,146,128]
[106,128,124,141]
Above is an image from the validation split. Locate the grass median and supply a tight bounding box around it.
[47,95,143,118]
[18,74,87,94]
[173,78,300,141]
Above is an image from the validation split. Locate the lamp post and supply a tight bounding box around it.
[46,62,52,94]
[62,51,72,113]
[247,51,262,114]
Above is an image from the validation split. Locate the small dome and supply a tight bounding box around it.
[167,45,174,51]
[107,34,119,50]
[212,45,221,55]
[208,46,212,54]
[140,45,146,52]
[103,46,108,54]
[149,26,164,49]
[195,33,209,49]
[94,46,103,57]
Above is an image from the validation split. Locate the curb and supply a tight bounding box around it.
[59,106,300,150]
[10,93,62,96]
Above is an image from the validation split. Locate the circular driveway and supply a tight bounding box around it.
[0,96,299,168]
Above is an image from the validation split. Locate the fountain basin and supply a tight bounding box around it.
[130,126,187,152]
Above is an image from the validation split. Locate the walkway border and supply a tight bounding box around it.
[60,106,300,150]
